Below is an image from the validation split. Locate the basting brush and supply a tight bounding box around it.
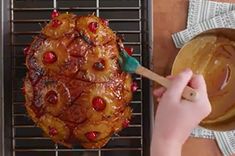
[118,47,197,101]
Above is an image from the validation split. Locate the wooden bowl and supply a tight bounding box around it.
[172,28,235,131]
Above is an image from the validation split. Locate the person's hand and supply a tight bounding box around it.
[151,69,211,156]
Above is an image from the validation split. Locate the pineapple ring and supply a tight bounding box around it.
[104,73,133,104]
[24,75,33,105]
[81,137,110,149]
[28,38,80,76]
[34,78,71,116]
[42,13,76,39]
[25,106,39,123]
[112,106,132,132]
[33,39,71,75]
[76,44,120,82]
[122,73,133,103]
[77,83,125,121]
[73,120,113,142]
[76,58,119,82]
[24,76,40,123]
[76,15,115,46]
[38,114,70,143]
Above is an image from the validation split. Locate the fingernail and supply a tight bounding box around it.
[183,68,191,73]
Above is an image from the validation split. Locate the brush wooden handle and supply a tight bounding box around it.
[135,66,197,101]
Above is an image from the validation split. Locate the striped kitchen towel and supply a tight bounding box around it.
[187,0,235,28]
[191,127,235,156]
[191,126,215,139]
[214,131,235,156]
[172,10,235,48]
[172,0,235,48]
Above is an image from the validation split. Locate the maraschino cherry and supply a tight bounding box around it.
[92,97,106,111]
[124,47,134,56]
[131,82,138,92]
[43,51,57,64]
[88,22,99,33]
[51,19,62,28]
[45,90,58,105]
[93,59,105,71]
[85,131,99,141]
[49,127,58,136]
[23,46,30,55]
[21,86,25,95]
[51,9,59,19]
[122,119,130,128]
[101,18,109,26]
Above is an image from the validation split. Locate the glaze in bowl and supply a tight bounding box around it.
[172,28,235,131]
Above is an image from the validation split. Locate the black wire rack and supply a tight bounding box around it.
[0,0,153,156]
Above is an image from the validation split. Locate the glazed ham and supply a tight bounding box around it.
[23,12,134,148]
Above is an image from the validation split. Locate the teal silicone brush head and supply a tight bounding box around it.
[118,48,140,73]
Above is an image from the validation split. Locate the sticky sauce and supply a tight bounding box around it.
[173,35,235,124]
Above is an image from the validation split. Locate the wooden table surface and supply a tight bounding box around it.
[152,0,235,155]
[153,0,235,76]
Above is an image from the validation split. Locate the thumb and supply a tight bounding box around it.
[164,68,193,101]
[190,74,207,93]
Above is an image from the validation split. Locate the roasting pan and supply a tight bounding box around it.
[0,0,153,156]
